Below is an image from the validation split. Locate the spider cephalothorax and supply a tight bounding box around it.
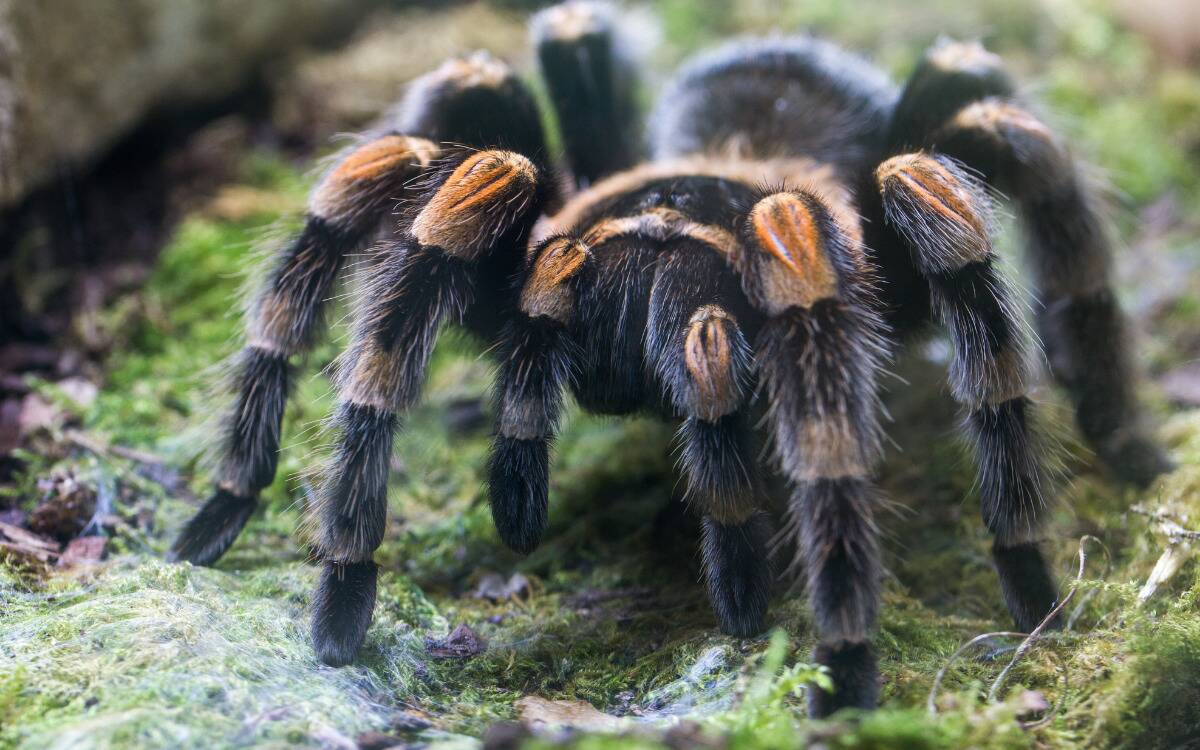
[169,1,1171,716]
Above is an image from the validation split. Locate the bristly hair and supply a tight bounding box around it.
[787,478,881,643]
[333,238,476,412]
[494,313,578,441]
[966,394,1058,546]
[676,414,759,521]
[308,401,398,563]
[755,298,888,490]
[214,346,292,497]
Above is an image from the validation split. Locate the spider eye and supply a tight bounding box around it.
[667,192,692,210]
[636,190,663,210]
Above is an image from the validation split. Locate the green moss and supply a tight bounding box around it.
[1103,602,1200,747]
[0,560,400,749]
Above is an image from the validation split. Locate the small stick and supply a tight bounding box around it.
[927,630,1027,716]
[64,429,166,467]
[928,535,1103,724]
[987,536,1099,703]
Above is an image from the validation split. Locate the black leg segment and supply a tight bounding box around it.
[533,1,640,184]
[809,641,880,716]
[488,436,551,555]
[488,237,586,555]
[166,488,259,566]
[877,152,1062,634]
[700,512,772,638]
[923,90,1171,486]
[312,559,379,667]
[992,541,1060,632]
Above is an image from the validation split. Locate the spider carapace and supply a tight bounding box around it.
[169,1,1171,715]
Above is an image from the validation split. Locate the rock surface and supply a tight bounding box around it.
[0,0,374,208]
[268,3,528,144]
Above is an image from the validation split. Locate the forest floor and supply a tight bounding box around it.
[3,1,1200,748]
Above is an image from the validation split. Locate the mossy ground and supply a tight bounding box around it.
[3,1,1200,748]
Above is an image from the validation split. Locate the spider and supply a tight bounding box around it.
[168,1,1171,716]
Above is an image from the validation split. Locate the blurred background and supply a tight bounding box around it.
[2,1,1200,748]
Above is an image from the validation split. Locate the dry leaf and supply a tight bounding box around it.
[19,393,60,434]
[473,572,531,603]
[1138,543,1194,603]
[355,730,405,750]
[55,377,99,408]
[0,521,61,563]
[1161,362,1200,407]
[425,623,487,659]
[58,535,107,568]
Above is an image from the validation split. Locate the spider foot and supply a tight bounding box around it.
[488,436,550,555]
[992,541,1061,633]
[312,559,377,667]
[701,513,771,638]
[808,641,879,717]
[1098,432,1174,489]
[167,489,258,566]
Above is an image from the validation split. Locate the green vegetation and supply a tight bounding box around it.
[3,0,1199,748]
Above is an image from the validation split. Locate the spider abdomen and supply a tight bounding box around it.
[652,37,897,173]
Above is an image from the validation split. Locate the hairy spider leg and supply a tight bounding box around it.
[647,240,769,637]
[737,190,890,716]
[533,0,641,186]
[877,152,1060,632]
[167,134,440,567]
[169,53,549,569]
[894,39,1171,486]
[312,147,552,666]
[489,235,588,554]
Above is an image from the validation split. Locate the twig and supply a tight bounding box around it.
[1019,652,1070,730]
[64,429,166,467]
[928,535,1104,726]
[1066,538,1110,630]
[1130,504,1200,541]
[988,536,1099,703]
[1131,504,1199,603]
[927,631,1026,716]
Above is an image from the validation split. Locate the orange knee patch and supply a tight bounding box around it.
[950,99,1057,146]
[875,154,989,262]
[746,193,840,313]
[332,136,437,183]
[310,136,438,221]
[927,39,1002,74]
[534,0,609,41]
[430,51,512,91]
[684,306,742,421]
[520,237,589,322]
[412,151,539,257]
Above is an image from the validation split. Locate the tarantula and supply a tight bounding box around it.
[169,2,1170,716]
